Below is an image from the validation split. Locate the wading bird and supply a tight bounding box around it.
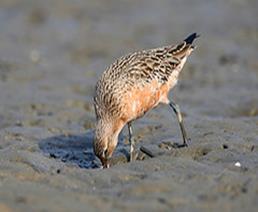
[93,33,199,168]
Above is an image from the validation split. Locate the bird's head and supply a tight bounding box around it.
[93,119,120,168]
[93,137,110,168]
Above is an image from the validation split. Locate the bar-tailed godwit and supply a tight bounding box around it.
[93,33,199,168]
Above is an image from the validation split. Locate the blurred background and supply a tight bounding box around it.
[0,0,258,211]
[0,0,257,131]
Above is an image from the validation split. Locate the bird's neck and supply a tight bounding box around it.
[95,118,125,146]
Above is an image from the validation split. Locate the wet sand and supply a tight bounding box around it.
[0,0,258,211]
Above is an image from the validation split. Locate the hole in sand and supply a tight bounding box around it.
[191,147,212,160]
[222,144,229,149]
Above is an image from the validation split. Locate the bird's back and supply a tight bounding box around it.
[94,33,198,122]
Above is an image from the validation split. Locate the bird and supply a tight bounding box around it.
[93,33,199,168]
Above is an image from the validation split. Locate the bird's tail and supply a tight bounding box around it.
[169,33,200,58]
[184,33,200,46]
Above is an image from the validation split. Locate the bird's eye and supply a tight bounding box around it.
[104,149,108,157]
[102,149,108,158]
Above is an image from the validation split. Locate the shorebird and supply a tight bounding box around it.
[93,33,199,168]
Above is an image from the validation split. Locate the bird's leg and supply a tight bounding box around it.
[127,122,134,162]
[169,101,189,147]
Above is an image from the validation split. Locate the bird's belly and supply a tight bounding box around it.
[122,82,170,121]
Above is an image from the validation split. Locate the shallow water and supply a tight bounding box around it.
[0,0,258,211]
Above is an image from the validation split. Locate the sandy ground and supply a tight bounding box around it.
[0,0,258,211]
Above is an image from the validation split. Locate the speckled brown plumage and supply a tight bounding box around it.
[93,33,199,168]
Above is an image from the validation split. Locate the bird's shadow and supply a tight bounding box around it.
[38,130,127,169]
[39,130,99,169]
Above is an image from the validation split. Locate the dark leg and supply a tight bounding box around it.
[169,101,189,147]
[127,122,134,162]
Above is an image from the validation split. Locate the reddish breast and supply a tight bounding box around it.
[122,80,169,122]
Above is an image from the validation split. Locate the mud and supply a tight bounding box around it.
[0,0,258,211]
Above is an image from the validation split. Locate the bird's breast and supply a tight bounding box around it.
[121,80,171,121]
